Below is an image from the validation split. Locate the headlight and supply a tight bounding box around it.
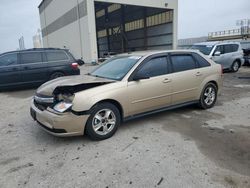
[53,102,72,113]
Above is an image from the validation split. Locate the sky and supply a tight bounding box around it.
[0,0,249,53]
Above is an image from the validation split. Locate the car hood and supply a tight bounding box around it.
[36,75,115,96]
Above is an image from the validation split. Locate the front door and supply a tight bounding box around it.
[127,55,172,116]
[212,45,232,69]
[0,52,21,88]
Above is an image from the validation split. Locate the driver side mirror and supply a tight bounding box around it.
[133,72,150,81]
[214,51,221,56]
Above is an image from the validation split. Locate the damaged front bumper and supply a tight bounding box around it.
[30,99,90,137]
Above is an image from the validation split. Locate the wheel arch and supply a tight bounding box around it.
[207,80,218,89]
[49,70,66,80]
[234,58,242,66]
[93,99,124,122]
[198,77,221,100]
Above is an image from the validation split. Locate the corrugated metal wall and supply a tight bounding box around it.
[95,3,173,57]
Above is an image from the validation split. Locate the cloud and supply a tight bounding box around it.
[0,0,41,53]
[178,0,249,39]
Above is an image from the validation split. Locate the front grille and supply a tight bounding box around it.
[34,94,55,111]
[34,100,48,111]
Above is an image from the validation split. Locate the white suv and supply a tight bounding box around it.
[192,41,244,72]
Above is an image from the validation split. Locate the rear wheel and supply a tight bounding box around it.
[85,102,120,140]
[199,83,217,109]
[231,61,240,72]
[50,72,65,80]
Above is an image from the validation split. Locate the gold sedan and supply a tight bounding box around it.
[30,50,223,140]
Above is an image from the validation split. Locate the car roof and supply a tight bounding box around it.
[0,48,68,56]
[193,41,241,46]
[118,50,200,57]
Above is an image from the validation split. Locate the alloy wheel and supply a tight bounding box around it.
[92,109,116,136]
[204,87,216,106]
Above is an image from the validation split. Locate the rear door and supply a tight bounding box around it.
[169,53,200,105]
[127,54,172,115]
[231,44,243,64]
[0,52,21,87]
[19,51,48,84]
[45,50,71,76]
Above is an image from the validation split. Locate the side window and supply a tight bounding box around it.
[171,55,197,73]
[137,57,168,78]
[214,45,224,54]
[46,51,68,62]
[192,53,211,68]
[0,53,18,67]
[231,44,239,52]
[224,45,233,54]
[20,52,43,64]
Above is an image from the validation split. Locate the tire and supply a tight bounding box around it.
[50,72,65,80]
[85,102,120,140]
[198,83,218,109]
[231,61,240,72]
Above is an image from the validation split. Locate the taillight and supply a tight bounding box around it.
[71,62,79,70]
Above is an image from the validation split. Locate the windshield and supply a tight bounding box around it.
[191,45,214,55]
[90,55,142,80]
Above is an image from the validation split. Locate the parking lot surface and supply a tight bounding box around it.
[0,66,250,188]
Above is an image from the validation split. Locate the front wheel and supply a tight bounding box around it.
[199,83,218,109]
[85,102,120,140]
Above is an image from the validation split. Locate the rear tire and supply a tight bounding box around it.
[231,61,240,72]
[50,72,65,80]
[198,83,218,109]
[85,102,120,140]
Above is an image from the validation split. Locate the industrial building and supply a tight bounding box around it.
[39,0,178,63]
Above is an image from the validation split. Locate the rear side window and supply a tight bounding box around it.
[171,55,196,73]
[0,53,18,66]
[20,52,43,64]
[46,51,68,62]
[137,57,168,78]
[215,44,239,55]
[192,53,211,68]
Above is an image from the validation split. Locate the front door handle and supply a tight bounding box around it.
[163,78,172,83]
[196,72,202,76]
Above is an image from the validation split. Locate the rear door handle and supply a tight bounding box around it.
[163,78,172,83]
[196,72,202,76]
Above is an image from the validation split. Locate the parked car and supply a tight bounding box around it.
[191,41,244,72]
[0,48,80,90]
[243,48,250,66]
[30,50,223,140]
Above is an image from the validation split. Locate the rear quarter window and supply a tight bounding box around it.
[46,51,69,62]
[192,53,211,68]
